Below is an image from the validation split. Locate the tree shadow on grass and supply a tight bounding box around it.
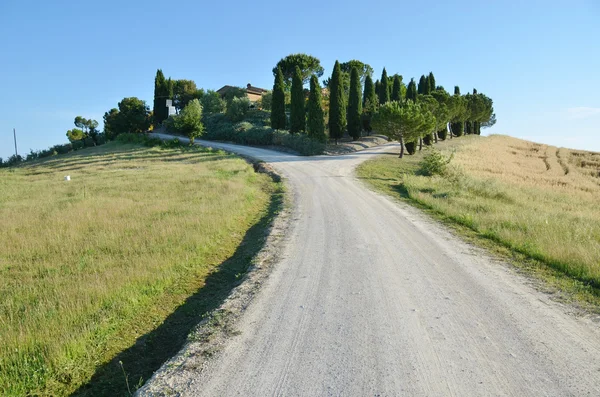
[70,183,284,397]
[391,183,410,199]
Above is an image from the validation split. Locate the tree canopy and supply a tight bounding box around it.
[273,53,324,87]
[172,79,198,112]
[372,100,434,158]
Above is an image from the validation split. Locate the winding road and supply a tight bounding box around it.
[142,135,600,396]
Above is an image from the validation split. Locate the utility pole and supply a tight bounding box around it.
[13,128,18,156]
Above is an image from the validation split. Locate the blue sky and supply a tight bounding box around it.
[0,0,598,159]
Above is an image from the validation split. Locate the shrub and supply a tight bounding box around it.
[226,97,251,122]
[52,143,73,155]
[200,113,323,155]
[260,91,272,110]
[243,109,271,126]
[273,130,325,155]
[83,137,96,147]
[166,99,204,143]
[234,121,254,132]
[116,133,149,144]
[420,148,454,176]
[243,126,274,145]
[201,90,226,115]
[72,140,85,150]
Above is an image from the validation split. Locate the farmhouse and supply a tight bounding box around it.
[217,83,268,103]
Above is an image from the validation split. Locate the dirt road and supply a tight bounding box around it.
[141,135,600,396]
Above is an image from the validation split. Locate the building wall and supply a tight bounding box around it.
[247,92,262,102]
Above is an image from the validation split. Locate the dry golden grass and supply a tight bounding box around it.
[358,134,600,287]
[0,142,276,396]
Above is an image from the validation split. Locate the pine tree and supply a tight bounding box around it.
[328,61,346,144]
[347,67,362,140]
[378,68,390,104]
[153,69,167,125]
[307,75,325,142]
[391,75,402,102]
[428,72,436,93]
[406,78,417,101]
[271,67,286,129]
[418,75,427,95]
[290,66,305,133]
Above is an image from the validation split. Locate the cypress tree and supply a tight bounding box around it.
[378,68,390,104]
[290,66,305,133]
[328,61,346,144]
[362,75,377,132]
[167,78,174,101]
[271,67,286,129]
[418,75,427,95]
[450,86,464,137]
[391,75,402,102]
[307,75,325,142]
[363,74,376,108]
[428,72,436,93]
[347,67,362,140]
[374,79,381,100]
[406,78,417,101]
[153,69,167,125]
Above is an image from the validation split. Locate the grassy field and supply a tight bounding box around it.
[357,134,600,291]
[0,141,280,396]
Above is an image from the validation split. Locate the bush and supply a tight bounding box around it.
[273,130,325,155]
[243,109,271,126]
[200,112,324,155]
[226,97,251,122]
[83,137,96,148]
[52,143,73,155]
[72,140,85,150]
[420,148,454,176]
[259,91,272,110]
[166,99,204,143]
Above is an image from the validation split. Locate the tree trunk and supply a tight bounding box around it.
[419,137,423,151]
[449,122,453,139]
[399,135,404,158]
[434,130,438,143]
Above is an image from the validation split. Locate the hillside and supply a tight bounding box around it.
[358,135,600,294]
[0,140,280,396]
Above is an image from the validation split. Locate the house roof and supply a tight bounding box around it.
[216,83,268,97]
[246,83,268,95]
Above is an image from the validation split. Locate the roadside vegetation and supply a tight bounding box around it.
[357,135,600,291]
[0,137,280,396]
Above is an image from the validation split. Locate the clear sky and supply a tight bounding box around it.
[1,0,598,159]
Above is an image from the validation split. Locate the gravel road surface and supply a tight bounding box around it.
[141,135,600,396]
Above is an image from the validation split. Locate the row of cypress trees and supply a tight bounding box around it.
[271,66,328,142]
[270,60,494,147]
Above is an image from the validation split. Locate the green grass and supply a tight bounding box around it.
[0,141,281,396]
[357,135,600,304]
